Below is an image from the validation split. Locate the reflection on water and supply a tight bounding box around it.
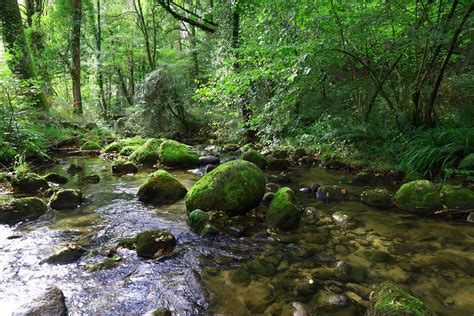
[0,157,472,315]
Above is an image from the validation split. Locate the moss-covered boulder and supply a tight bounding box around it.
[80,141,101,151]
[102,141,122,153]
[112,159,138,174]
[42,244,86,265]
[267,158,291,170]
[266,187,302,230]
[129,138,164,164]
[44,173,68,184]
[367,281,434,316]
[102,136,146,154]
[0,197,48,224]
[441,185,474,210]
[458,153,474,170]
[187,209,209,233]
[11,173,50,193]
[158,140,199,167]
[137,170,187,204]
[49,189,82,210]
[316,185,348,202]
[185,160,266,215]
[135,230,177,259]
[395,180,443,214]
[361,189,393,208]
[242,149,268,170]
[119,145,138,156]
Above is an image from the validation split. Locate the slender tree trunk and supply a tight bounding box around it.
[71,0,83,114]
[133,0,155,70]
[128,50,135,99]
[190,24,199,81]
[96,0,107,117]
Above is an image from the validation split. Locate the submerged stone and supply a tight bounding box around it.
[137,170,187,205]
[440,184,474,210]
[11,173,49,194]
[43,173,68,184]
[185,160,266,215]
[361,189,393,208]
[242,149,268,170]
[395,180,443,214]
[111,159,138,174]
[266,187,302,230]
[367,281,434,316]
[16,286,67,316]
[135,230,177,259]
[316,185,348,202]
[79,174,100,184]
[49,189,82,210]
[158,140,199,168]
[0,197,48,224]
[67,164,83,174]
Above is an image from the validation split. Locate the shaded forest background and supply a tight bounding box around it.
[1,0,473,179]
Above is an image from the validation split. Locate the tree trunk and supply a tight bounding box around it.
[0,0,34,79]
[96,0,107,117]
[71,0,83,114]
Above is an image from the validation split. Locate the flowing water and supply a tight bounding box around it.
[0,154,473,315]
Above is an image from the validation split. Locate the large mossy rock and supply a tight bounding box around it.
[135,230,177,259]
[367,282,433,316]
[0,197,48,224]
[158,140,199,167]
[266,187,302,230]
[102,136,146,153]
[242,149,268,170]
[112,159,138,174]
[49,189,82,210]
[130,138,165,164]
[43,173,68,185]
[395,180,442,214]
[17,286,67,316]
[441,185,474,210]
[81,140,101,151]
[361,189,393,209]
[185,160,266,215]
[137,170,187,204]
[11,173,49,194]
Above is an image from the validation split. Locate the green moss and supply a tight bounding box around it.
[119,145,139,156]
[0,144,18,165]
[129,138,165,164]
[117,237,137,249]
[43,173,68,184]
[0,197,48,224]
[137,170,187,204]
[185,160,266,215]
[111,159,138,174]
[81,141,101,151]
[158,140,199,167]
[367,281,434,316]
[11,173,50,193]
[266,187,302,230]
[403,172,425,183]
[361,189,393,208]
[49,189,82,210]
[88,255,122,272]
[242,149,268,170]
[441,185,474,210]
[102,136,146,153]
[187,209,209,234]
[102,141,121,153]
[135,230,176,259]
[395,180,443,213]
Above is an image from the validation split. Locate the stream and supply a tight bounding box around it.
[0,153,473,315]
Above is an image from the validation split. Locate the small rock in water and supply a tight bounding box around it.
[49,189,82,210]
[266,183,281,192]
[16,286,67,316]
[67,164,83,174]
[199,155,220,166]
[44,173,68,184]
[204,164,217,173]
[42,244,86,265]
[331,211,350,225]
[299,187,311,194]
[79,174,100,184]
[261,192,275,206]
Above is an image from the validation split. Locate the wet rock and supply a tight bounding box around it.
[272,149,289,159]
[135,230,177,259]
[187,209,213,236]
[311,183,320,194]
[352,172,374,186]
[440,184,474,209]
[144,307,172,316]
[293,148,307,159]
[367,281,433,316]
[49,189,82,210]
[67,164,83,174]
[361,189,393,208]
[266,187,302,230]
[458,153,474,170]
[204,164,217,173]
[261,192,275,206]
[11,173,50,194]
[0,197,48,224]
[79,174,100,184]
[324,159,345,170]
[230,267,252,286]
[185,160,266,215]
[394,180,443,214]
[299,187,311,194]
[267,172,291,184]
[159,140,199,167]
[137,170,187,205]
[300,156,316,166]
[81,140,101,151]
[335,260,366,283]
[248,257,277,277]
[17,286,67,316]
[111,159,138,174]
[241,282,276,314]
[310,290,360,315]
[268,158,291,170]
[302,207,318,224]
[241,143,256,152]
[129,138,164,164]
[331,210,351,226]
[42,244,86,265]
[242,149,268,170]
[224,143,239,152]
[266,183,281,192]
[468,212,474,223]
[199,155,220,166]
[43,173,68,185]
[312,267,336,279]
[316,185,348,202]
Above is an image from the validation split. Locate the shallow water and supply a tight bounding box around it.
[0,156,473,315]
